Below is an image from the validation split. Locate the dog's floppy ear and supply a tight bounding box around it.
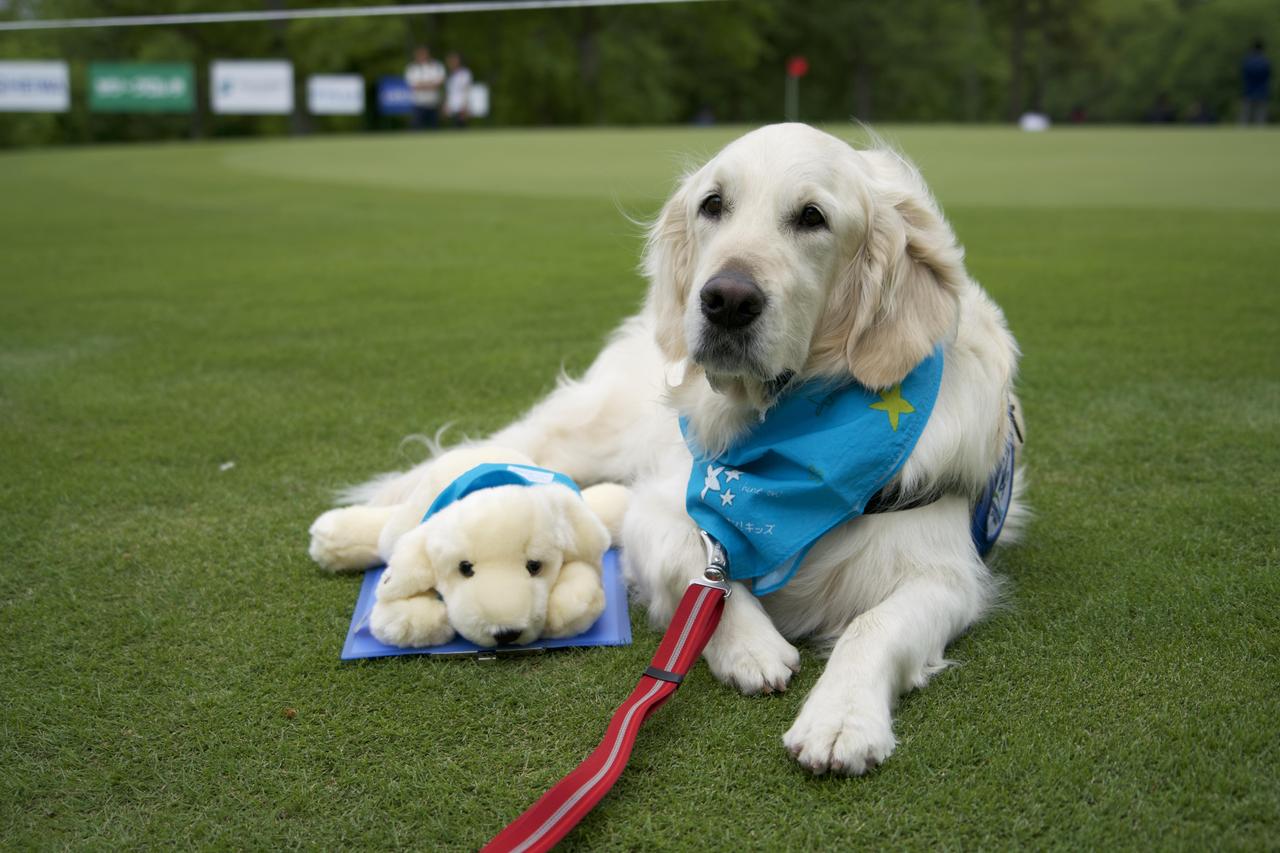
[549,487,611,568]
[642,170,697,363]
[377,525,438,601]
[825,149,965,390]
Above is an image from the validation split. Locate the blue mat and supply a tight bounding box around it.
[342,549,631,659]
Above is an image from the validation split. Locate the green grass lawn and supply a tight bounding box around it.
[2,125,1277,850]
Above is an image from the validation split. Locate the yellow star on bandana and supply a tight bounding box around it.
[869,384,915,431]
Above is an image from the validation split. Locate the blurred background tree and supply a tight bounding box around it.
[1,0,1277,146]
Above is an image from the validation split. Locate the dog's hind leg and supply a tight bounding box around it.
[487,314,675,486]
[314,313,667,563]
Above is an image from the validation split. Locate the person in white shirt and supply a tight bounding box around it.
[405,46,445,129]
[444,52,474,128]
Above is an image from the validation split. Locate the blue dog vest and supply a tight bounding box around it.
[971,411,1016,558]
[682,347,946,595]
[421,463,581,524]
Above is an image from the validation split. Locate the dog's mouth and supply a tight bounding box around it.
[692,326,770,379]
[693,324,797,400]
[693,334,798,410]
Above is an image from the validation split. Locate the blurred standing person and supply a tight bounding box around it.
[406,46,445,130]
[444,52,473,128]
[1241,39,1271,125]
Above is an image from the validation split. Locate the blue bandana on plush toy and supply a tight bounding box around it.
[682,345,945,595]
[421,463,581,524]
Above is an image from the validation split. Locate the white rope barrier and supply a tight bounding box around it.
[0,0,722,32]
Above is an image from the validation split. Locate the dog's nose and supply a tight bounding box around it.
[700,273,764,330]
[492,628,522,645]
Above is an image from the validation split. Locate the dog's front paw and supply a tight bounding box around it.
[704,622,801,696]
[544,563,606,638]
[369,596,455,648]
[783,694,896,776]
[308,507,386,572]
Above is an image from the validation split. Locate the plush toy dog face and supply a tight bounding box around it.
[417,484,607,647]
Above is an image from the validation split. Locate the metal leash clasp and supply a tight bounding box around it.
[692,530,732,598]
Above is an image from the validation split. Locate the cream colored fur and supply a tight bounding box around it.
[310,123,1025,775]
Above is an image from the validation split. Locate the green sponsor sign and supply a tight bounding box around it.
[89,63,194,113]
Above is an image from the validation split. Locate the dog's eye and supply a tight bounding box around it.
[458,560,474,578]
[526,560,542,576]
[699,193,723,219]
[797,204,826,230]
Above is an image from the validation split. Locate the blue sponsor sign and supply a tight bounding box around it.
[377,75,413,115]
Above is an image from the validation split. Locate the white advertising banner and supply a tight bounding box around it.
[211,60,294,115]
[306,74,364,116]
[0,61,70,112]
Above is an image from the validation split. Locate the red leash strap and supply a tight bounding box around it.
[482,535,731,853]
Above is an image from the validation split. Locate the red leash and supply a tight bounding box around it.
[482,533,731,853]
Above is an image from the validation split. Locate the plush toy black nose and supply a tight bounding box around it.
[493,628,522,645]
[700,272,764,330]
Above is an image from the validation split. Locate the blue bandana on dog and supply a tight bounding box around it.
[682,346,945,595]
[421,463,581,524]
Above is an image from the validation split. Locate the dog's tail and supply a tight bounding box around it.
[334,470,421,507]
[333,426,458,506]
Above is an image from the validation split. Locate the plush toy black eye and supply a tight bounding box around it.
[458,560,474,578]
[526,560,542,576]
[699,193,723,219]
[798,204,826,230]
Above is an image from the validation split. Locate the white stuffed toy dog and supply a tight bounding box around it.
[309,446,628,648]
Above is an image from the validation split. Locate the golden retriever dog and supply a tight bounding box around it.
[310,123,1025,775]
